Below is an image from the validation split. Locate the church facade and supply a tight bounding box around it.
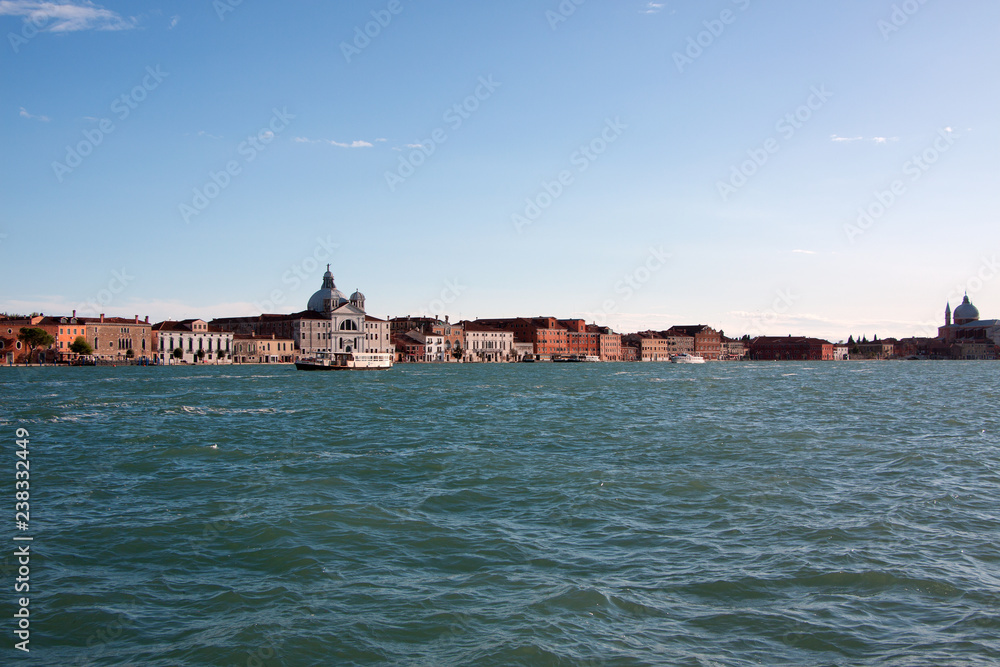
[211,267,392,358]
[937,294,1000,359]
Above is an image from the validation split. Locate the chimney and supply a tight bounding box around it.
[145,316,149,324]
[445,315,449,323]
[100,313,105,323]
[72,309,76,318]
[135,315,139,323]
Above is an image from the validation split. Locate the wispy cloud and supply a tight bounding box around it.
[792,249,817,255]
[19,106,50,122]
[831,134,899,144]
[167,14,178,29]
[641,2,665,14]
[196,130,221,139]
[294,137,374,148]
[0,1,138,32]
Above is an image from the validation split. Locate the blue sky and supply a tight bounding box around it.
[1,0,998,341]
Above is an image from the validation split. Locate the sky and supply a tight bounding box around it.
[1,0,998,342]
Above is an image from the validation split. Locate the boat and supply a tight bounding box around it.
[294,352,394,371]
[552,354,601,363]
[669,353,706,364]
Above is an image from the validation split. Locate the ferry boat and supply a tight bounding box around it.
[552,354,601,363]
[294,352,394,371]
[669,353,706,364]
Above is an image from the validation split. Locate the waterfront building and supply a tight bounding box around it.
[832,342,850,360]
[1,315,60,363]
[588,324,622,361]
[624,332,672,361]
[152,320,234,364]
[666,325,722,360]
[750,336,834,361]
[512,341,534,361]
[459,321,514,362]
[83,314,153,362]
[213,267,384,357]
[854,337,895,360]
[365,316,394,354]
[620,344,639,362]
[232,334,296,364]
[389,316,462,360]
[476,317,570,358]
[937,295,1000,349]
[392,331,426,362]
[721,337,748,360]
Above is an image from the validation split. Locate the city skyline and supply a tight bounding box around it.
[2,1,998,342]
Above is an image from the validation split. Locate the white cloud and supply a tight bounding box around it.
[19,106,50,122]
[168,14,178,29]
[0,1,138,32]
[375,137,387,142]
[197,130,221,139]
[294,137,374,148]
[641,2,665,13]
[404,143,424,149]
[831,134,898,144]
[792,249,817,255]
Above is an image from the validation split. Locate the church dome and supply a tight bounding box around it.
[307,266,347,313]
[350,289,365,302]
[953,295,980,323]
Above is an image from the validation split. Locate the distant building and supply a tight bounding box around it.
[152,319,234,364]
[666,325,722,360]
[213,267,383,358]
[721,337,748,360]
[459,321,514,362]
[624,332,671,361]
[937,295,1000,352]
[82,315,153,362]
[750,336,834,361]
[232,334,295,364]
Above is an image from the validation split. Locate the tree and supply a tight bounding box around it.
[451,343,463,361]
[69,336,93,355]
[17,327,54,361]
[172,348,183,360]
[195,349,206,362]
[125,349,135,359]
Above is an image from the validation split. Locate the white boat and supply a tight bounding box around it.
[670,353,705,364]
[294,352,393,371]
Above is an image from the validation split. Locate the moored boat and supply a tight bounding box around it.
[669,353,706,364]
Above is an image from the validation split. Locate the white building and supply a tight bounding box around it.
[460,322,514,362]
[152,319,234,364]
[364,315,393,354]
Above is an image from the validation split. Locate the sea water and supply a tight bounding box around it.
[1,361,998,666]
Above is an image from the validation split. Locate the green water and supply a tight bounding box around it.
[1,362,998,666]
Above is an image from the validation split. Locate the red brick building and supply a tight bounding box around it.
[750,336,834,361]
[666,325,722,360]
